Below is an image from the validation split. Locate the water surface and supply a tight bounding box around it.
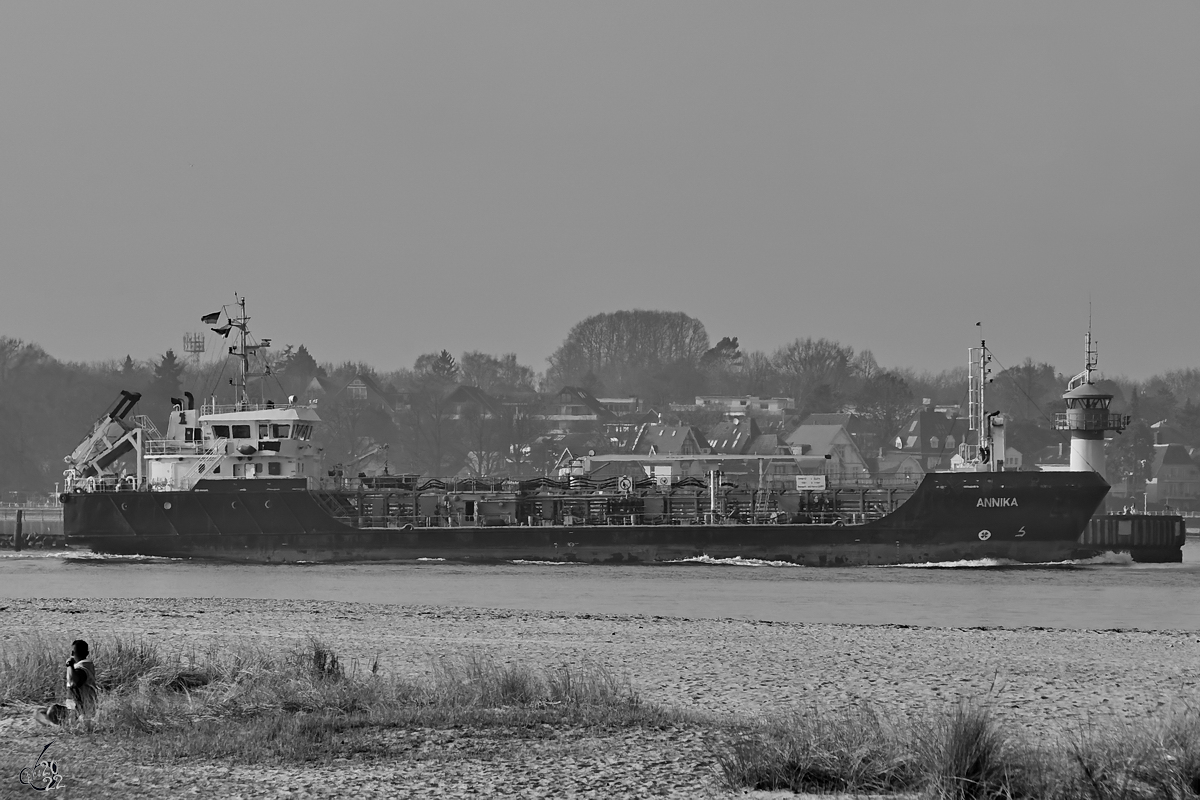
[3,542,1197,631]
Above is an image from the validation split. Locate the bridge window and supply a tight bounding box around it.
[268,461,282,476]
[232,425,251,439]
[259,424,269,438]
[271,424,290,439]
[211,425,230,438]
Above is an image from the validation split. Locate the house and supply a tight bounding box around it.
[626,423,709,456]
[538,386,618,432]
[1150,421,1186,446]
[784,424,871,483]
[304,373,399,412]
[704,417,761,455]
[1145,443,1200,509]
[890,407,970,472]
[694,395,796,416]
[801,412,867,451]
[444,385,506,420]
[596,397,643,415]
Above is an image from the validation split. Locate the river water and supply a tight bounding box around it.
[3,542,1197,631]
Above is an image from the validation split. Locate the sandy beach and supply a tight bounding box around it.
[3,597,1200,798]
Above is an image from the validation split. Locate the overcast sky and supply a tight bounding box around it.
[2,2,1197,380]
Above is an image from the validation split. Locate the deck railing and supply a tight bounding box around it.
[144,439,226,456]
[201,401,304,416]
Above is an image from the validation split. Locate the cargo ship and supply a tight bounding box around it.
[60,300,1124,565]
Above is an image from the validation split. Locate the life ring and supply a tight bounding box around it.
[978,529,992,541]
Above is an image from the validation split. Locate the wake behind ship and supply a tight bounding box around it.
[59,300,1129,565]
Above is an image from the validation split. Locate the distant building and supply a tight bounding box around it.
[784,424,870,483]
[890,407,969,472]
[596,397,643,415]
[626,423,709,456]
[694,395,796,416]
[1145,443,1200,509]
[704,417,761,455]
[539,386,618,432]
[444,385,505,420]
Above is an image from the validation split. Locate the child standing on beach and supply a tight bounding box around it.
[35,639,98,726]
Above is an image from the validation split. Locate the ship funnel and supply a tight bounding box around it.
[185,392,194,410]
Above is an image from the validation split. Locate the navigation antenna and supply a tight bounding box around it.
[1067,306,1099,391]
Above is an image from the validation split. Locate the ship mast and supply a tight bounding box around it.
[221,295,271,409]
[967,339,994,470]
[228,295,251,408]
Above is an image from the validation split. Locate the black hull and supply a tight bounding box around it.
[62,471,1115,566]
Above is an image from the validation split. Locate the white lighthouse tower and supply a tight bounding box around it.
[1054,332,1128,478]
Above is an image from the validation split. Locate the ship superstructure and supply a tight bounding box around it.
[63,297,323,494]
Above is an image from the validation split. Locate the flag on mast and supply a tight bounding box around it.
[201,312,222,324]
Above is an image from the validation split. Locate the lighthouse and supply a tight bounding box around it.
[1054,332,1129,478]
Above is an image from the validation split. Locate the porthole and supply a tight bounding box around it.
[264,500,272,509]
[163,502,172,510]
[231,501,239,510]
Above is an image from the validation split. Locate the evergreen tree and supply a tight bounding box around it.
[142,349,186,424]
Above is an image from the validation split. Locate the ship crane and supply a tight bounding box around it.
[63,391,143,484]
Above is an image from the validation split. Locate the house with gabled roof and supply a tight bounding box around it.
[305,373,399,412]
[704,417,761,455]
[538,386,618,432]
[445,385,506,420]
[627,423,709,456]
[784,424,870,482]
[1145,443,1200,509]
[890,406,970,472]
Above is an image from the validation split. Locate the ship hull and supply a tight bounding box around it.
[62,471,1114,565]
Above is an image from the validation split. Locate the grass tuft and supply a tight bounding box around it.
[714,702,920,794]
[920,700,1030,799]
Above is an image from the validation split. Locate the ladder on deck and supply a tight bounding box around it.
[175,439,228,489]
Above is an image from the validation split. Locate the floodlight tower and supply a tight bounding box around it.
[1054,331,1129,478]
[182,331,206,367]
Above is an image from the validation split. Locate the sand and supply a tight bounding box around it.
[2,597,1199,798]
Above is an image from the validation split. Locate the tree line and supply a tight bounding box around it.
[2,310,1199,497]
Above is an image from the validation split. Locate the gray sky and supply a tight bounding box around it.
[3,2,1197,380]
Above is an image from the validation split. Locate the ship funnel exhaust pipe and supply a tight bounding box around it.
[185,392,194,410]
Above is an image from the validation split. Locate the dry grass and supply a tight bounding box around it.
[713,699,1200,800]
[715,702,920,794]
[1,634,665,764]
